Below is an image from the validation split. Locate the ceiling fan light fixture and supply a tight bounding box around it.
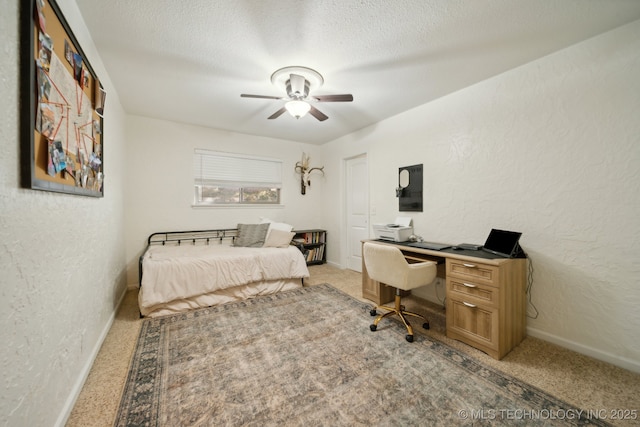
[272,66,324,91]
[242,66,352,122]
[285,100,311,119]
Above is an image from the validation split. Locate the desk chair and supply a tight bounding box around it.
[363,242,437,342]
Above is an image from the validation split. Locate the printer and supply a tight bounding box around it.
[372,217,413,242]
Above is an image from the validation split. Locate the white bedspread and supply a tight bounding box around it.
[139,244,309,314]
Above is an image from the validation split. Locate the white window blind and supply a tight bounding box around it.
[193,149,282,188]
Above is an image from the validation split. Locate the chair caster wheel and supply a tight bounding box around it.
[423,322,430,330]
[370,309,377,316]
[370,324,377,331]
[406,334,414,342]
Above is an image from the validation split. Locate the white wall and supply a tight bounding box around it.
[124,116,326,286]
[0,1,128,426]
[323,20,640,372]
[2,4,637,426]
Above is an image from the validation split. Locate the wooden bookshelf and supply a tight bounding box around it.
[292,229,326,265]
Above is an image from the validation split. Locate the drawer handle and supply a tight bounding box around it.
[463,301,477,308]
[462,263,477,268]
[462,282,477,288]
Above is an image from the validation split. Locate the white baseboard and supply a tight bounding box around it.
[326,260,343,269]
[526,327,640,374]
[54,286,129,427]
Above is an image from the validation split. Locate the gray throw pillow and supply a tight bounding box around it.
[234,223,270,247]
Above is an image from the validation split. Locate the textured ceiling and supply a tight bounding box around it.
[74,0,640,145]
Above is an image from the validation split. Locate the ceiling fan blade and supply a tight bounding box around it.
[241,94,283,100]
[313,94,354,102]
[308,105,328,122]
[267,107,287,120]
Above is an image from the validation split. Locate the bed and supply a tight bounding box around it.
[138,225,310,317]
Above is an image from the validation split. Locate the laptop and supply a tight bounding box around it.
[481,229,523,258]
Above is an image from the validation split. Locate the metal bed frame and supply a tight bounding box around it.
[139,228,239,285]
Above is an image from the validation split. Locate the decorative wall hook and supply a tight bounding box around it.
[294,153,324,195]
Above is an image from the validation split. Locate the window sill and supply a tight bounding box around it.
[191,204,285,209]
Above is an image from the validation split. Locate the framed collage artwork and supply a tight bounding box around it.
[20,0,105,197]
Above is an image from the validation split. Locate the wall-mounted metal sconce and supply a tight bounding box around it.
[396,168,410,197]
[294,153,324,195]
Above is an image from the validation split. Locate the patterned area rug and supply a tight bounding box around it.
[115,284,609,426]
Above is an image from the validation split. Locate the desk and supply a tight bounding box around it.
[361,240,527,359]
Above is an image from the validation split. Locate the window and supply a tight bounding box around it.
[193,150,282,206]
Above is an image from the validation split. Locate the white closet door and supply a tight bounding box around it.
[345,154,369,272]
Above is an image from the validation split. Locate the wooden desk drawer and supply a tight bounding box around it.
[447,298,499,352]
[447,259,499,287]
[448,279,499,308]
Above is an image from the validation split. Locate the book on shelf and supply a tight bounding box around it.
[305,246,325,262]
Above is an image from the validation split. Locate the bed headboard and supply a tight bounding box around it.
[147,228,239,246]
[139,228,239,287]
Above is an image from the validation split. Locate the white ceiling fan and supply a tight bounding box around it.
[241,66,353,121]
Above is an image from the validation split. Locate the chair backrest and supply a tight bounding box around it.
[363,242,437,291]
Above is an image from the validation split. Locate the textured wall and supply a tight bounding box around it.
[323,20,640,371]
[1,4,638,427]
[124,116,327,286]
[0,1,127,425]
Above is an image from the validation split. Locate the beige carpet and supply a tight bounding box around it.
[67,264,640,427]
[115,284,609,426]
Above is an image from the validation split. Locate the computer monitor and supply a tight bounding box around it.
[482,229,523,258]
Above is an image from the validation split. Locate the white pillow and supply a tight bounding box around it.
[263,229,296,248]
[260,218,294,240]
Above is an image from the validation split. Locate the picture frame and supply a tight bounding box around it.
[20,0,105,197]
